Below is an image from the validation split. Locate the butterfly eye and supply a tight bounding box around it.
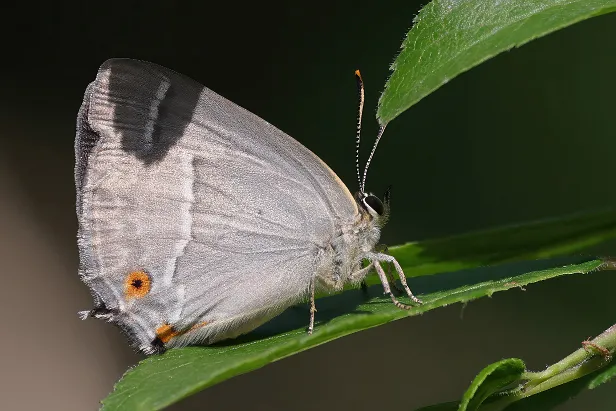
[363,194,384,216]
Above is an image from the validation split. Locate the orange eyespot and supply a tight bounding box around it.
[124,270,151,299]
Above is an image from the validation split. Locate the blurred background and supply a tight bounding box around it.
[1,1,615,410]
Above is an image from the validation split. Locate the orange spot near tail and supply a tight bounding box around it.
[155,321,211,344]
[156,324,180,343]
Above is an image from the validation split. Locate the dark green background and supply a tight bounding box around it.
[1,1,614,410]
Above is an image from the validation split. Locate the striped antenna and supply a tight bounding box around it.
[361,124,387,193]
[354,69,365,193]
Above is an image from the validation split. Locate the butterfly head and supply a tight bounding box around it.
[355,186,390,227]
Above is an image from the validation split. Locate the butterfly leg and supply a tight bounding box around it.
[352,263,402,294]
[372,260,417,309]
[385,261,405,295]
[371,253,422,305]
[390,258,422,304]
[308,276,317,334]
[374,244,404,294]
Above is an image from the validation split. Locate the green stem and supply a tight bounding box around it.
[524,324,615,383]
[519,356,608,397]
[500,323,616,404]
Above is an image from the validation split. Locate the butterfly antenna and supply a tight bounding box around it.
[354,69,365,193]
[362,124,387,193]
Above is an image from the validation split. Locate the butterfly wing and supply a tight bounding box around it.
[76,59,358,352]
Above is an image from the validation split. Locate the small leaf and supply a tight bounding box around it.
[377,0,616,124]
[459,359,526,411]
[588,357,616,388]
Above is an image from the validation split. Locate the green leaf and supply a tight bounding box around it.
[377,0,616,124]
[588,360,616,388]
[459,359,526,411]
[359,208,616,286]
[102,259,604,410]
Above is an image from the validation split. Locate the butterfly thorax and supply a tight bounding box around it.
[314,193,387,293]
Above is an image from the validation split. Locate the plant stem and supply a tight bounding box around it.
[502,323,616,403]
